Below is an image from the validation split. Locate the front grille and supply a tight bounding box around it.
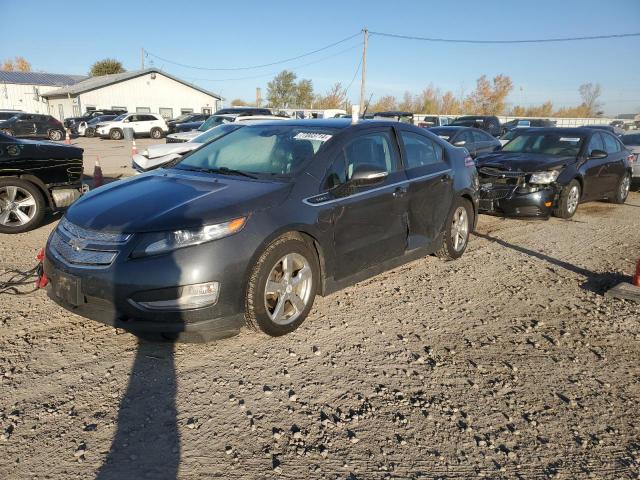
[49,218,131,267]
[480,187,514,200]
[478,167,524,178]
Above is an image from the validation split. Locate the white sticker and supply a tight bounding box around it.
[294,132,333,142]
[559,137,581,142]
[438,135,450,140]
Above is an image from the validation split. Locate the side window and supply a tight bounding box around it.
[602,133,621,154]
[400,131,444,169]
[472,130,489,143]
[460,131,474,145]
[587,133,605,153]
[324,130,398,189]
[20,115,33,121]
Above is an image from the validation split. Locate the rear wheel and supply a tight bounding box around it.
[85,127,95,138]
[610,172,630,204]
[436,197,473,260]
[0,179,46,233]
[553,180,581,219]
[109,129,123,140]
[150,127,163,139]
[48,129,63,141]
[245,233,319,336]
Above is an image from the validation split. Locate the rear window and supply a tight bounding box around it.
[622,134,640,146]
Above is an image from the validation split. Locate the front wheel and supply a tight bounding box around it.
[0,179,46,233]
[150,127,163,139]
[109,129,123,140]
[553,179,581,219]
[48,129,63,141]
[436,197,473,260]
[245,233,319,336]
[610,172,630,204]
[85,127,95,138]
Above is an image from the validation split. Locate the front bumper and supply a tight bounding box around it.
[479,185,557,218]
[43,229,254,339]
[632,161,640,179]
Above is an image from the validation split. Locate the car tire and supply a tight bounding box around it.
[150,127,163,139]
[0,179,46,234]
[435,197,473,261]
[109,129,123,140]
[610,172,631,204]
[553,179,581,219]
[245,233,319,336]
[48,129,63,141]
[85,127,95,138]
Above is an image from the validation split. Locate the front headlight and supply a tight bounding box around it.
[132,217,247,257]
[529,170,560,184]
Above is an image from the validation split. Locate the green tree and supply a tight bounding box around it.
[266,70,298,108]
[295,79,314,108]
[89,58,125,77]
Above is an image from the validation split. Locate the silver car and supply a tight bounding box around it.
[621,131,640,180]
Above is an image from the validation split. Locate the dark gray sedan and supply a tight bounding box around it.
[44,119,479,340]
[429,126,502,158]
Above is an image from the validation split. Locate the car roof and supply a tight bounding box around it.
[514,127,593,135]
[238,118,406,129]
[430,126,471,132]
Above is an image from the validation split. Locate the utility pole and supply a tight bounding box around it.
[359,27,368,116]
[141,48,145,70]
[256,87,262,107]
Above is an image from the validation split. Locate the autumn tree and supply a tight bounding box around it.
[1,56,31,72]
[315,82,348,109]
[230,98,253,106]
[579,83,603,116]
[440,91,461,115]
[465,75,513,115]
[369,95,398,112]
[89,58,125,77]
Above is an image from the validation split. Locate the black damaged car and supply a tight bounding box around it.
[0,132,83,233]
[44,119,478,340]
[476,128,632,218]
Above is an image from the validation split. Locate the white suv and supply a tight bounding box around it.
[96,113,168,140]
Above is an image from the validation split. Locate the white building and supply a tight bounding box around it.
[41,68,223,121]
[0,71,86,114]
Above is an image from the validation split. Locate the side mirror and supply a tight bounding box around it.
[453,140,466,146]
[349,164,388,187]
[590,149,608,159]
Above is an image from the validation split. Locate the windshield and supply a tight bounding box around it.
[176,125,337,176]
[197,116,234,132]
[112,113,127,122]
[192,123,243,144]
[501,129,524,141]
[172,113,193,123]
[501,133,585,156]
[622,134,640,146]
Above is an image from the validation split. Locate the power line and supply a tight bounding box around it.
[189,43,362,82]
[369,30,640,44]
[344,52,363,96]
[145,32,361,71]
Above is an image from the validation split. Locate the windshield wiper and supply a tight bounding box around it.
[203,167,257,179]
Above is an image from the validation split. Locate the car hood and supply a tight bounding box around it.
[65,169,291,233]
[145,142,201,159]
[476,152,576,172]
[167,131,201,141]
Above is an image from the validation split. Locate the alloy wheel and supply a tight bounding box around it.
[567,185,580,214]
[264,253,313,325]
[0,186,37,227]
[451,206,469,252]
[620,174,630,200]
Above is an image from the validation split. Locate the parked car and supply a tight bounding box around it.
[417,115,453,128]
[77,115,118,137]
[44,119,478,340]
[167,113,211,134]
[132,123,244,173]
[476,128,632,219]
[0,132,83,233]
[64,109,127,129]
[0,113,66,141]
[166,114,287,143]
[0,109,22,121]
[450,116,501,137]
[428,126,501,158]
[498,126,540,146]
[582,124,625,137]
[621,131,640,182]
[501,118,555,135]
[96,113,168,140]
[214,107,272,116]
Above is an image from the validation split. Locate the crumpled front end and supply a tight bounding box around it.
[478,167,558,218]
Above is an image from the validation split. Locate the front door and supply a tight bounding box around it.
[328,128,409,280]
[15,115,37,137]
[397,128,454,249]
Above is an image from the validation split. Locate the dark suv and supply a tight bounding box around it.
[0,113,66,141]
[64,110,127,129]
[44,119,478,341]
[451,116,502,137]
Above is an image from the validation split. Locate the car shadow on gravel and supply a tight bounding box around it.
[95,338,179,480]
[473,232,628,295]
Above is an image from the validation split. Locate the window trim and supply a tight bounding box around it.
[396,126,448,171]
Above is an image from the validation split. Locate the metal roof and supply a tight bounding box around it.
[0,71,87,86]
[41,68,223,100]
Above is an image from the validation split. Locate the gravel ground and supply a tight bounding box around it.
[1,190,639,479]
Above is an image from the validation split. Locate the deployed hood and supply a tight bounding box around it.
[476,152,576,172]
[65,169,291,233]
[132,143,200,171]
[167,131,200,142]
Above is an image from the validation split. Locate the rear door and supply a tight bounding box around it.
[15,115,36,137]
[326,127,409,280]
[397,128,453,249]
[582,132,610,200]
[601,132,627,194]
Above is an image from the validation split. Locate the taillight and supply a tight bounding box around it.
[628,153,637,163]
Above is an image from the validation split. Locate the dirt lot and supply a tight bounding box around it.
[1,171,639,478]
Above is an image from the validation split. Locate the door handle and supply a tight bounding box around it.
[393,186,408,198]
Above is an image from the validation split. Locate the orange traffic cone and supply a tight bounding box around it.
[93,157,104,188]
[131,139,138,157]
[633,259,640,287]
[64,129,71,145]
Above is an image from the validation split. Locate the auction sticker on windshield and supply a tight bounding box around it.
[294,132,333,142]
[559,137,581,142]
